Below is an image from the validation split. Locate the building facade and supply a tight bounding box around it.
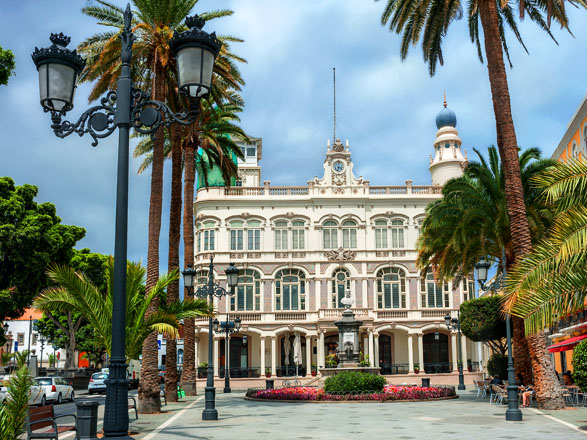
[185,104,483,384]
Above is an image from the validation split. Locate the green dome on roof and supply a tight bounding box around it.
[196,149,238,190]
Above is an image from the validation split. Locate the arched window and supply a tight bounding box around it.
[275,269,306,311]
[572,141,578,159]
[462,277,475,302]
[390,219,405,248]
[196,221,215,252]
[342,220,357,248]
[420,271,449,308]
[331,268,350,308]
[323,220,338,249]
[376,267,406,309]
[292,220,305,250]
[374,219,388,249]
[274,220,288,250]
[195,270,209,293]
[231,269,261,311]
[229,220,244,250]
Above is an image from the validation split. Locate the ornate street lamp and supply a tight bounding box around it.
[475,249,522,422]
[39,336,46,370]
[32,4,221,436]
[214,315,242,393]
[444,312,466,390]
[194,259,238,420]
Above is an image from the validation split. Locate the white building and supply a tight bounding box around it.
[167,103,481,384]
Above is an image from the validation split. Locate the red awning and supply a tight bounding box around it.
[547,334,587,353]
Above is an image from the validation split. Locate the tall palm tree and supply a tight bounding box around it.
[378,0,584,408]
[79,0,245,412]
[417,146,558,405]
[34,259,212,361]
[506,159,587,333]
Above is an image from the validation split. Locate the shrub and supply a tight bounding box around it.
[572,340,587,392]
[324,371,386,394]
[0,364,32,439]
[487,353,509,379]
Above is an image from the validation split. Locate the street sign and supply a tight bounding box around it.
[157,340,161,349]
[14,341,18,352]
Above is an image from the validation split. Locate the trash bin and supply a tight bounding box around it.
[421,378,431,387]
[266,379,274,389]
[76,400,99,440]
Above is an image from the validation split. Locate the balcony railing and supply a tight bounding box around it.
[380,363,409,375]
[217,185,441,197]
[275,312,307,321]
[423,362,453,374]
[319,308,372,319]
[376,310,409,319]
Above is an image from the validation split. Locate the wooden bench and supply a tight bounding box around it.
[27,404,77,440]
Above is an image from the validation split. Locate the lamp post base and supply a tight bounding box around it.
[458,384,466,390]
[506,384,523,421]
[202,386,218,421]
[223,387,231,393]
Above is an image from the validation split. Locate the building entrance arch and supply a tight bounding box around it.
[378,334,392,374]
[423,333,450,373]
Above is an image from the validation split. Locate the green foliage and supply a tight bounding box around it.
[359,352,370,367]
[0,364,31,439]
[324,372,386,394]
[0,177,85,330]
[325,354,338,367]
[487,353,509,379]
[0,45,15,86]
[47,354,56,368]
[572,340,587,392]
[460,296,507,354]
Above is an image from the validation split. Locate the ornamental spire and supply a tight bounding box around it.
[443,90,447,108]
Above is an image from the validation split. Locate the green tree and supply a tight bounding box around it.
[572,340,587,392]
[459,296,507,355]
[0,45,15,86]
[0,177,85,344]
[378,0,584,410]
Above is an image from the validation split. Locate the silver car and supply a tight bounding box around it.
[36,376,74,404]
[88,372,108,395]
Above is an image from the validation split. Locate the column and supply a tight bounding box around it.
[306,336,312,376]
[417,333,424,372]
[315,280,321,309]
[362,279,368,309]
[451,333,458,371]
[373,333,379,367]
[408,334,414,374]
[477,342,484,372]
[363,335,368,361]
[271,335,277,376]
[195,336,200,367]
[368,330,374,367]
[213,337,219,376]
[461,334,468,371]
[260,336,266,375]
[318,331,325,368]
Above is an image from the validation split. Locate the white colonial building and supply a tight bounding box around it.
[182,103,482,384]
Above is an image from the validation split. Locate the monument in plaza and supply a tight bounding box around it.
[334,290,363,367]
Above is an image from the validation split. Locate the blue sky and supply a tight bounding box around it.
[0,0,586,277]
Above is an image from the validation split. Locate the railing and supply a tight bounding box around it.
[376,310,408,319]
[219,366,261,378]
[423,362,453,374]
[276,366,307,377]
[219,185,441,197]
[369,186,407,195]
[319,308,371,319]
[421,309,456,318]
[412,186,443,194]
[268,187,309,196]
[229,312,262,322]
[224,187,265,196]
[380,363,409,375]
[275,312,307,321]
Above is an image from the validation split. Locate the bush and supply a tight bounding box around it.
[324,371,386,394]
[572,340,587,392]
[487,353,509,379]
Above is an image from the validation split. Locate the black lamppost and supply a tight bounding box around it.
[213,315,242,393]
[444,312,466,390]
[193,258,238,420]
[32,5,221,436]
[475,249,522,422]
[39,336,46,370]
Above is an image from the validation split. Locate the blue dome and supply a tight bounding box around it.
[435,107,457,129]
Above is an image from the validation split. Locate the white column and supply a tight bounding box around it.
[362,279,368,309]
[271,336,277,376]
[408,334,414,373]
[477,342,484,372]
[260,336,266,375]
[451,333,458,371]
[461,334,468,371]
[318,331,325,368]
[306,336,312,376]
[368,330,375,367]
[374,333,379,366]
[195,336,200,367]
[417,333,424,371]
[315,280,321,309]
[213,337,219,376]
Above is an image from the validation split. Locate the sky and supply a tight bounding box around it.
[1,0,586,280]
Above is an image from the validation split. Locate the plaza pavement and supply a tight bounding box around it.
[114,390,587,440]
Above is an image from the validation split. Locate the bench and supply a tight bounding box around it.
[128,396,138,420]
[27,405,77,440]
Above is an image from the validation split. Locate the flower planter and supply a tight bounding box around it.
[414,370,419,374]
[311,371,317,377]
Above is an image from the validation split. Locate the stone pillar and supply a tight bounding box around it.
[271,336,277,376]
[368,330,374,367]
[373,332,379,366]
[306,336,312,375]
[260,336,266,375]
[461,334,468,371]
[213,337,219,376]
[315,280,322,308]
[362,279,368,310]
[363,335,368,360]
[451,333,458,372]
[417,333,424,371]
[408,334,414,374]
[195,336,200,368]
[318,331,325,368]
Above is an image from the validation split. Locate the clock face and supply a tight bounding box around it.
[333,161,345,173]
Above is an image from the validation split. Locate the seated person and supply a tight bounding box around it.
[563,371,574,385]
[521,384,534,407]
[490,375,504,386]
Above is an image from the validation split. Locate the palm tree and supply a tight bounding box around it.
[378,0,583,408]
[506,160,587,333]
[79,0,245,412]
[417,146,559,406]
[34,259,212,361]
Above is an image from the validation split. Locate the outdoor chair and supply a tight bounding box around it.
[26,404,76,440]
[491,385,507,405]
[128,397,138,420]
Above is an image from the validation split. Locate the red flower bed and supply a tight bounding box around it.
[253,385,455,401]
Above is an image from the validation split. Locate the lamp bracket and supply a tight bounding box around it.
[195,282,232,299]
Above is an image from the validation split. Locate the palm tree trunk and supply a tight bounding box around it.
[138,63,166,414]
[478,0,564,409]
[180,131,197,396]
[164,125,183,403]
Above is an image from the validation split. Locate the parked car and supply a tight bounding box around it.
[0,375,47,406]
[88,372,108,395]
[128,359,141,389]
[158,365,165,384]
[36,376,74,404]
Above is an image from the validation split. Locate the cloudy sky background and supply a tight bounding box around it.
[1,0,586,279]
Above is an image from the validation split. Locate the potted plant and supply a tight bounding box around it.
[359,352,370,367]
[311,363,317,376]
[414,363,420,374]
[265,367,272,378]
[198,362,208,378]
[325,354,338,368]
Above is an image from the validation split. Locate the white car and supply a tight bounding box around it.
[88,372,108,395]
[0,375,46,406]
[36,376,75,404]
